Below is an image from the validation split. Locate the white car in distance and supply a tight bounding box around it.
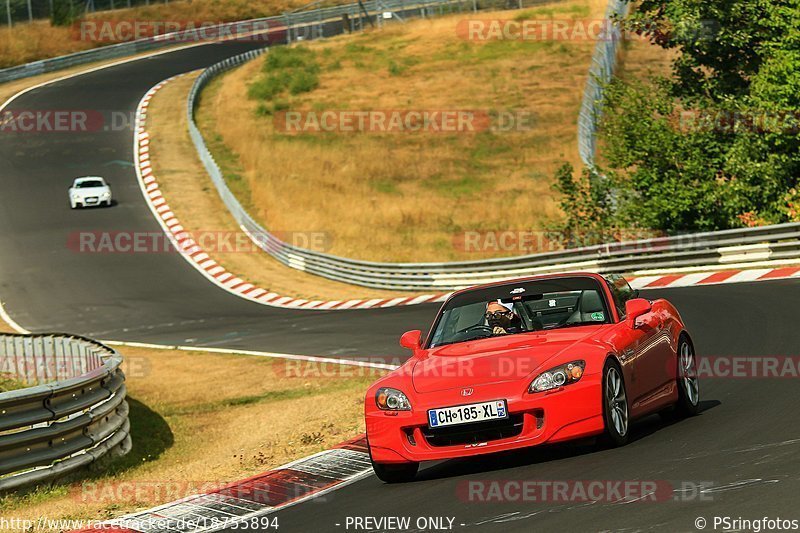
[69,177,113,208]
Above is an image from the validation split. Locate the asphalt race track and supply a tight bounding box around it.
[2,40,799,532]
[0,39,437,360]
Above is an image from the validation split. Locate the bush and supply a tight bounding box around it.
[250,45,320,102]
[288,70,319,95]
[51,0,81,26]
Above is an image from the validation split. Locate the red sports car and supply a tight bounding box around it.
[365,272,700,483]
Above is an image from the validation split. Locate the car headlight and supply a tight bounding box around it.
[529,361,585,393]
[101,191,111,198]
[376,387,411,411]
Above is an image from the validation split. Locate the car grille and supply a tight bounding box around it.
[421,414,524,447]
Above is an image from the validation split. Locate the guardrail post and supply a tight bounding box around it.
[284,13,292,43]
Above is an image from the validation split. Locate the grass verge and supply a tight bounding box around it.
[0,375,28,392]
[197,1,609,262]
[0,345,382,525]
[147,72,419,301]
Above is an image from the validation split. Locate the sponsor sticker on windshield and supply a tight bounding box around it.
[591,312,605,321]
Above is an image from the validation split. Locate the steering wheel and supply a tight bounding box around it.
[458,324,492,334]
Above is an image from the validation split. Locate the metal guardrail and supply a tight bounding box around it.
[0,334,129,492]
[577,0,628,167]
[187,48,800,290]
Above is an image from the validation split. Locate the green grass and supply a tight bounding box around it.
[248,46,320,102]
[0,374,29,392]
[514,2,591,20]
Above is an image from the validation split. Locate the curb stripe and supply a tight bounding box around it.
[758,267,800,280]
[697,271,738,284]
[88,435,372,533]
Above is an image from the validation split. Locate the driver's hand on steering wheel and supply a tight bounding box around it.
[492,326,508,336]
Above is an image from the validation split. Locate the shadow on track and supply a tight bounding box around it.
[413,399,721,482]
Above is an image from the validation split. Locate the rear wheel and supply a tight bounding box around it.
[675,336,700,417]
[601,360,629,447]
[371,459,419,483]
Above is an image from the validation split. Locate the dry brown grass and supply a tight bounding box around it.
[0,21,96,68]
[200,0,609,262]
[0,375,28,392]
[148,72,417,300]
[0,0,347,68]
[0,345,381,526]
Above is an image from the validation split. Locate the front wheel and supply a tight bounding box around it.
[601,360,630,447]
[371,460,419,483]
[675,336,700,417]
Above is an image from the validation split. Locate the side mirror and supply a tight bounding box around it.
[625,298,652,328]
[399,330,422,351]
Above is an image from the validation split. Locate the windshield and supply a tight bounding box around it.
[75,180,104,189]
[427,277,612,348]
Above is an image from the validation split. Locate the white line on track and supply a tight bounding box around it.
[0,300,30,334]
[104,339,401,370]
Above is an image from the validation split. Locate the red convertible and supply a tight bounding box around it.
[365,273,700,482]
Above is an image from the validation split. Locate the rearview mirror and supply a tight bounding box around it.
[625,298,652,328]
[399,330,422,351]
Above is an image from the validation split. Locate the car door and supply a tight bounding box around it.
[605,277,671,414]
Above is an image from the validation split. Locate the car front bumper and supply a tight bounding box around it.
[366,373,604,464]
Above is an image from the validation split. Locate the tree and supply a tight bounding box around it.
[585,0,800,232]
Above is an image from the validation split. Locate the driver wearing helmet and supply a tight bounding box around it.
[485,301,524,336]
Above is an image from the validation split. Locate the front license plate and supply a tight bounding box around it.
[428,400,507,428]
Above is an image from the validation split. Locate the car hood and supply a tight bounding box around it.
[412,326,604,394]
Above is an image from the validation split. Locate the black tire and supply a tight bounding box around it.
[371,459,419,483]
[675,335,700,417]
[601,359,630,447]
